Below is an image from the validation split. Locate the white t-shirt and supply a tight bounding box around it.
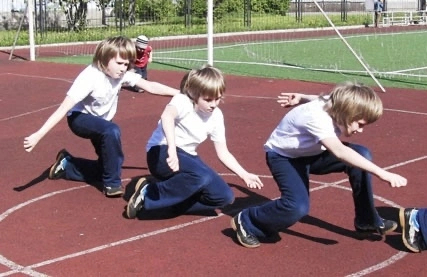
[67,65,141,121]
[264,96,341,158]
[146,93,226,155]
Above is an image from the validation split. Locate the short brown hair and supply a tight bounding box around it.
[92,36,136,72]
[180,65,225,103]
[325,82,383,127]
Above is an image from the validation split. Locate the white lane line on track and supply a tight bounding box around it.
[0,186,88,222]
[0,255,49,277]
[1,71,427,122]
[345,252,408,277]
[2,99,425,123]
[0,186,87,277]
[17,216,221,271]
[0,72,72,122]
[384,108,427,116]
[1,156,426,276]
[2,73,73,83]
[0,104,60,122]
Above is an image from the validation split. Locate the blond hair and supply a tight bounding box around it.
[325,82,383,127]
[92,36,136,72]
[180,65,225,103]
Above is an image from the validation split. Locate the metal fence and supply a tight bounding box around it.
[0,0,424,48]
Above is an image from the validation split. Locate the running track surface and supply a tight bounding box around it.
[0,59,426,276]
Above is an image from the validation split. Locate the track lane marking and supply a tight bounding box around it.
[0,156,426,276]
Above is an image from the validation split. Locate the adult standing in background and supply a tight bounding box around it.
[374,0,384,27]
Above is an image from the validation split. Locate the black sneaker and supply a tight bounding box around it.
[126,178,148,219]
[399,208,421,253]
[230,212,260,248]
[355,218,397,236]
[48,149,70,180]
[103,186,124,197]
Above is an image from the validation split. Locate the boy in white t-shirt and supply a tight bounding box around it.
[23,36,178,197]
[230,82,407,248]
[126,65,263,219]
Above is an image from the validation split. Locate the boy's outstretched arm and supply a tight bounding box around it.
[135,79,179,96]
[23,96,76,152]
[277,92,319,107]
[214,141,263,189]
[321,137,407,188]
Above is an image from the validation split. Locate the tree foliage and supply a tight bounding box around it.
[57,0,290,30]
[58,0,89,30]
[135,0,177,22]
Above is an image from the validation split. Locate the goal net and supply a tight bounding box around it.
[4,0,427,89]
[152,0,427,90]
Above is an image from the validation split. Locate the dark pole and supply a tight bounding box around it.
[185,0,191,27]
[295,0,302,22]
[244,0,251,27]
[33,0,39,35]
[341,0,347,21]
[119,0,123,32]
[39,0,43,36]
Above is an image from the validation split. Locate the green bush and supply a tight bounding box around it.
[136,0,177,22]
[252,0,289,15]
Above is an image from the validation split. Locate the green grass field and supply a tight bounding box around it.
[39,29,427,90]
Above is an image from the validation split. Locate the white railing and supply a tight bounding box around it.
[380,10,427,26]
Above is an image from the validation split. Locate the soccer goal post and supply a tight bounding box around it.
[28,0,36,61]
[9,0,35,61]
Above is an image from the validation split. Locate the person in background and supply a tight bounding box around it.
[374,0,384,27]
[131,35,153,93]
[23,36,178,198]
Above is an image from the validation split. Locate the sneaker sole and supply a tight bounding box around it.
[356,222,397,236]
[230,217,237,231]
[104,189,124,197]
[126,178,146,219]
[230,217,260,248]
[55,148,68,160]
[381,222,398,235]
[399,208,420,253]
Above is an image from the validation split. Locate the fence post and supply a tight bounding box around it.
[341,0,348,21]
[244,0,251,27]
[295,0,303,22]
[185,0,192,27]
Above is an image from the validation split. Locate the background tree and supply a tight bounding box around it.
[128,0,136,25]
[59,0,89,31]
[96,0,113,25]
